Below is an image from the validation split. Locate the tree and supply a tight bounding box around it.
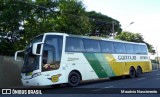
[0,0,92,55]
[54,0,91,35]
[86,11,122,37]
[0,0,28,42]
[0,0,31,55]
[115,31,155,54]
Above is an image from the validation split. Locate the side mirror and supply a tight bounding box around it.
[15,50,24,61]
[32,42,43,55]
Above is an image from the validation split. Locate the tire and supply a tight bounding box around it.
[68,71,80,87]
[136,67,142,77]
[129,67,136,78]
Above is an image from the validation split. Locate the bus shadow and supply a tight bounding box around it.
[26,74,148,91]
[79,76,127,86]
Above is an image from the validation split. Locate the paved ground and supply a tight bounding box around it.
[41,69,160,97]
[1,69,160,97]
[0,56,22,87]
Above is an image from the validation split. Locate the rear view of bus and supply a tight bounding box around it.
[15,33,65,86]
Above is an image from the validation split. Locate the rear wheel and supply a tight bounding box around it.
[68,71,80,87]
[129,67,136,78]
[136,66,142,77]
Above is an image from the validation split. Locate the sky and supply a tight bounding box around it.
[83,0,160,58]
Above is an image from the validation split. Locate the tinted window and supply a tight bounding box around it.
[133,44,141,54]
[84,39,101,52]
[101,41,114,53]
[114,42,126,53]
[44,35,63,61]
[140,45,147,54]
[125,44,134,54]
[42,35,63,71]
[66,37,84,52]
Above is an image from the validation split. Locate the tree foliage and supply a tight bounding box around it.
[86,11,122,36]
[0,0,153,56]
[115,31,155,54]
[54,0,91,35]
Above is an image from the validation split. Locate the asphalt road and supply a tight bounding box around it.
[41,69,160,97]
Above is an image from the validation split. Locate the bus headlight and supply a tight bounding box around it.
[32,72,41,78]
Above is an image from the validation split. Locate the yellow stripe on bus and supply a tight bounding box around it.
[104,54,152,76]
[104,54,122,76]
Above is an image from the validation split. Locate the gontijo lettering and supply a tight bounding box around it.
[118,55,136,60]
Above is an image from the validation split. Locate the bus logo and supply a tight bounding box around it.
[51,74,61,82]
[2,89,11,94]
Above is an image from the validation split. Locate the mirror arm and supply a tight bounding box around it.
[15,50,24,61]
[32,42,43,55]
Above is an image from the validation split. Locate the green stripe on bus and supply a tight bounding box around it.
[83,53,108,78]
[102,54,116,76]
[94,54,116,77]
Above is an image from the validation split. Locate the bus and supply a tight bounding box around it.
[15,32,152,87]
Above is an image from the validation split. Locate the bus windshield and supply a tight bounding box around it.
[21,35,43,73]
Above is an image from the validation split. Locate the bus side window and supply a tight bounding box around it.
[125,44,134,54]
[42,45,56,71]
[140,45,147,54]
[44,35,63,62]
[114,42,126,54]
[101,41,114,53]
[66,37,84,52]
[83,39,101,52]
[133,44,141,54]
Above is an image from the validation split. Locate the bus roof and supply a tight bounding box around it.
[43,32,146,45]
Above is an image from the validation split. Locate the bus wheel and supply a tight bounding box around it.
[68,71,80,87]
[136,66,142,77]
[129,67,136,78]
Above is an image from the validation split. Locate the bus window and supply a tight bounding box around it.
[114,42,126,54]
[66,37,84,52]
[125,44,134,54]
[101,41,114,53]
[140,45,147,54]
[42,35,62,72]
[133,44,141,54]
[84,39,101,52]
[42,44,56,71]
[42,49,55,65]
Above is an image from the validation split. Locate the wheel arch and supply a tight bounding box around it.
[68,69,82,81]
[67,69,82,87]
[130,66,136,71]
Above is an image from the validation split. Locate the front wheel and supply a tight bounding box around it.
[68,71,80,87]
[129,67,136,78]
